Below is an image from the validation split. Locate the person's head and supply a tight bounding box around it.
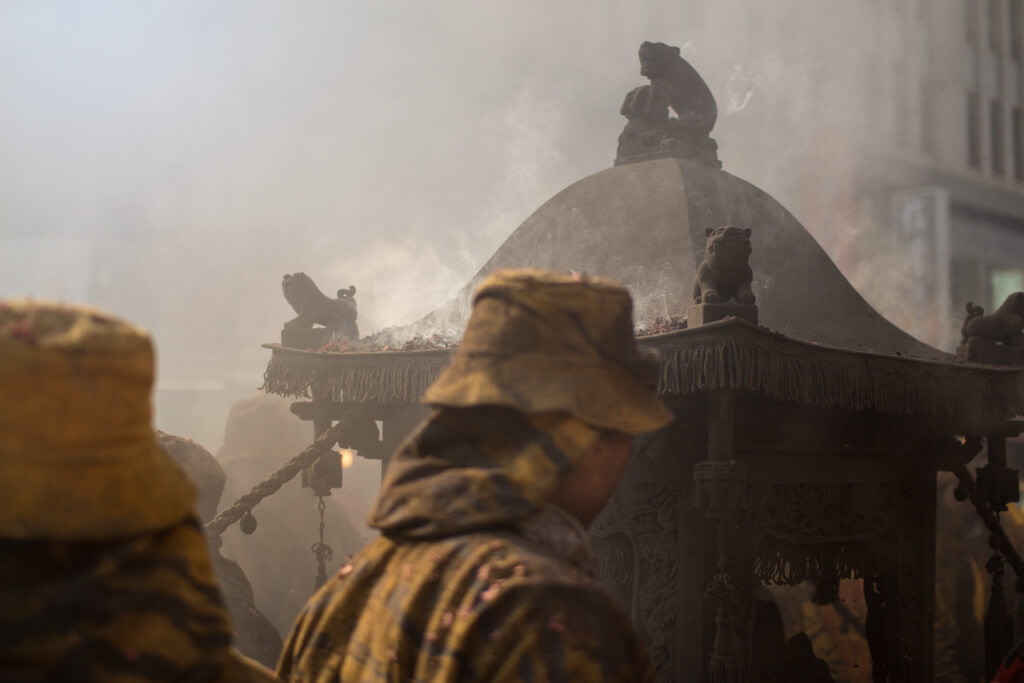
[157,431,225,524]
[0,300,197,541]
[0,301,277,680]
[551,430,634,527]
[421,269,673,526]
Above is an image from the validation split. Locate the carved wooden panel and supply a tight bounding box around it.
[593,479,680,682]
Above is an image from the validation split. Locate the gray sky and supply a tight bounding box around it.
[0,1,839,325]
[0,1,912,445]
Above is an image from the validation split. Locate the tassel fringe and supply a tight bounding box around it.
[260,322,1024,425]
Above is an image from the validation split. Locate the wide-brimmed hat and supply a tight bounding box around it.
[422,269,673,434]
[0,300,196,540]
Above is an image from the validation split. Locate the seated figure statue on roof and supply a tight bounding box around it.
[616,41,721,168]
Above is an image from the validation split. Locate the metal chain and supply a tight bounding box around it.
[311,496,334,590]
[203,420,346,539]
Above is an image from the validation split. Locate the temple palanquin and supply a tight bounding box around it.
[230,43,1024,681]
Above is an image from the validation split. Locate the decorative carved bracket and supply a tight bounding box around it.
[693,460,747,519]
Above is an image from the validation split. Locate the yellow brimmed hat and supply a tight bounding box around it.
[422,269,673,434]
[0,300,196,540]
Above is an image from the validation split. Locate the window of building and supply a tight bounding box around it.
[893,60,910,143]
[991,267,1024,308]
[921,80,935,156]
[1014,106,1023,180]
[969,91,982,167]
[992,99,1006,174]
[968,0,980,44]
[990,0,1004,52]
[1012,0,1023,59]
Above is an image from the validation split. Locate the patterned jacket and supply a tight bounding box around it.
[0,519,276,682]
[277,407,654,682]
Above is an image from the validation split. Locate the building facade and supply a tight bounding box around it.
[887,0,1024,351]
[839,0,1022,351]
[687,0,1024,352]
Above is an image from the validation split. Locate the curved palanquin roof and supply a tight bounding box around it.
[411,157,944,362]
[263,158,1024,431]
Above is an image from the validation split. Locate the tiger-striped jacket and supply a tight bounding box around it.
[0,518,277,682]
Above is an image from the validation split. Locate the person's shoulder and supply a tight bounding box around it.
[453,529,596,583]
[218,650,280,682]
[446,532,638,639]
[290,529,599,615]
[472,576,633,633]
[456,568,654,683]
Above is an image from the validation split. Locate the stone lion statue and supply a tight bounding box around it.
[281,272,359,340]
[616,41,721,167]
[636,40,717,136]
[692,226,755,305]
[961,292,1024,346]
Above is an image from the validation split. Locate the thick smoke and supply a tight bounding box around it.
[1,0,929,446]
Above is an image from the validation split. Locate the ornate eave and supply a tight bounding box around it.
[260,343,452,403]
[262,319,1024,432]
[649,318,1024,431]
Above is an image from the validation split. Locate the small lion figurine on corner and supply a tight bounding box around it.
[961,292,1024,346]
[282,273,359,341]
[692,226,755,305]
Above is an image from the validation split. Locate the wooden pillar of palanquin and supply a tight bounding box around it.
[591,396,703,682]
